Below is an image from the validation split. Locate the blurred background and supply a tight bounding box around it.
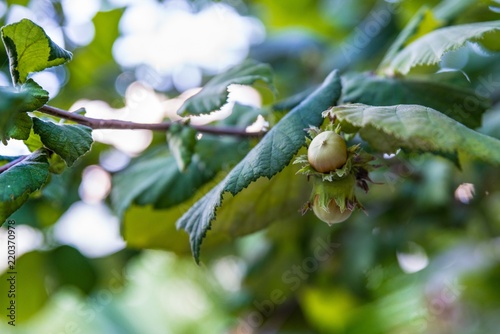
[1,0,500,333]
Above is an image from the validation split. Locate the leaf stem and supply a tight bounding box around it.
[37,105,265,138]
[0,155,28,174]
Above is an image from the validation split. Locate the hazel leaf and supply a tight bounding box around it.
[1,19,72,84]
[177,70,342,262]
[329,103,500,166]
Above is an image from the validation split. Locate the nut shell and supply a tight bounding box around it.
[307,131,347,173]
[313,196,352,225]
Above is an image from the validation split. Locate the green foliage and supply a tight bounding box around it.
[112,137,248,217]
[1,5,500,333]
[0,79,48,144]
[0,251,49,323]
[0,18,92,220]
[1,19,72,85]
[32,118,93,167]
[0,246,99,324]
[381,20,500,74]
[0,150,50,222]
[378,7,439,72]
[167,122,197,172]
[18,79,50,111]
[329,103,500,165]
[433,0,478,21]
[124,163,310,254]
[177,70,342,262]
[6,0,30,5]
[0,89,30,144]
[341,72,490,128]
[49,245,97,294]
[177,59,276,115]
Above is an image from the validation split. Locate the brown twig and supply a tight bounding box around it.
[37,105,265,138]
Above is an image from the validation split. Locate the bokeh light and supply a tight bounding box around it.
[53,202,125,258]
[113,0,265,91]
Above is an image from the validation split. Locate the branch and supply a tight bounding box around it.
[0,155,28,174]
[37,105,265,138]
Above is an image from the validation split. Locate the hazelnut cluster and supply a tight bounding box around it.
[294,121,376,225]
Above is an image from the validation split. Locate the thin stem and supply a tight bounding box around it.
[37,105,265,138]
[0,155,28,174]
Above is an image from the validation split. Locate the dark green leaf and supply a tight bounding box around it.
[273,88,315,112]
[177,59,276,116]
[33,118,93,167]
[112,137,248,217]
[0,79,48,143]
[123,164,310,254]
[176,70,342,262]
[167,123,197,172]
[19,79,50,111]
[341,72,490,128]
[380,20,500,75]
[0,150,50,221]
[1,19,72,84]
[113,149,210,218]
[0,87,26,144]
[329,103,500,166]
[5,112,32,141]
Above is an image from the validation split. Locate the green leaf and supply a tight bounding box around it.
[5,112,32,141]
[112,137,248,217]
[177,59,276,116]
[32,118,93,167]
[19,79,50,110]
[6,0,30,5]
[112,149,212,218]
[222,102,266,127]
[404,9,442,45]
[0,251,49,323]
[122,175,223,254]
[0,87,27,144]
[329,103,500,166]
[0,79,44,144]
[378,7,438,70]
[0,79,48,144]
[167,123,197,172]
[176,70,342,262]
[47,153,67,174]
[0,150,50,221]
[6,80,50,141]
[381,20,500,75]
[1,18,72,84]
[341,72,490,128]
[124,164,310,254]
[49,245,97,295]
[24,128,44,152]
[273,88,315,112]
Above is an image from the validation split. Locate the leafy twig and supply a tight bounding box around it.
[37,105,265,138]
